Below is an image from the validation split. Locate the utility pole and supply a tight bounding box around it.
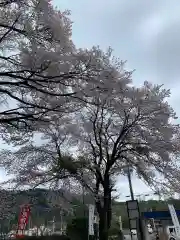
[81,161,85,217]
[52,216,55,234]
[59,210,62,235]
[126,165,134,200]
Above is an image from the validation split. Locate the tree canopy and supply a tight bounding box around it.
[0,0,105,131]
[0,1,180,240]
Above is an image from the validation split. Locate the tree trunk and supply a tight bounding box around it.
[98,175,112,240]
[99,218,108,240]
[107,191,112,229]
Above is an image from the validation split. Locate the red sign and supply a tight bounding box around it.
[16,205,31,238]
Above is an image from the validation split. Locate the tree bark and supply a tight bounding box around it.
[98,174,112,240]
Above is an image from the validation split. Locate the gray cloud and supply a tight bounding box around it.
[116,175,151,200]
[151,21,180,84]
[54,0,180,92]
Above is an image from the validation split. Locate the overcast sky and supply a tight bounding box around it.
[53,0,180,200]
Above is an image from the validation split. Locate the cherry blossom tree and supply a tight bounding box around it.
[73,79,180,240]
[1,48,180,240]
[0,0,102,131]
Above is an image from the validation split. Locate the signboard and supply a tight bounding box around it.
[129,219,137,229]
[129,209,140,219]
[88,204,95,236]
[126,200,140,230]
[16,205,31,238]
[127,200,139,210]
[168,204,180,237]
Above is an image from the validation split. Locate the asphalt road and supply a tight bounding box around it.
[124,233,155,240]
[124,235,137,240]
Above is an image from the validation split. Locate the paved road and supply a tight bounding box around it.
[124,233,155,240]
[124,235,137,240]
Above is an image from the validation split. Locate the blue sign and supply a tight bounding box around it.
[142,210,180,219]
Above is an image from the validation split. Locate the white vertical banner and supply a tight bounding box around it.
[88,204,95,236]
[168,204,180,237]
